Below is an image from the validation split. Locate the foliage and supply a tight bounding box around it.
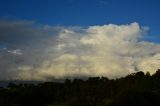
[0,70,160,106]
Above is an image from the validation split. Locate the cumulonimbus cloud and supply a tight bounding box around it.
[0,19,160,81]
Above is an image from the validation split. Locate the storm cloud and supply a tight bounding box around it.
[0,19,160,81]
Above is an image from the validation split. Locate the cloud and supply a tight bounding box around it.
[7,49,22,55]
[0,19,160,81]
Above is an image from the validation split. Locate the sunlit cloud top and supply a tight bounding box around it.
[0,20,160,81]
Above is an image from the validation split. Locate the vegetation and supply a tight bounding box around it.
[0,69,160,106]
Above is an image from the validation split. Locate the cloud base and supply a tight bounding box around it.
[0,20,160,81]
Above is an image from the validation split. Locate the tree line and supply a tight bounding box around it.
[0,69,160,106]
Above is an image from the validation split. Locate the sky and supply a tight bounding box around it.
[0,0,160,81]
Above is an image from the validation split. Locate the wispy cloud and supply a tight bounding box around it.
[0,19,160,81]
[7,49,22,55]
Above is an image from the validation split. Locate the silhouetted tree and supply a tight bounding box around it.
[0,70,159,106]
[153,69,160,77]
[135,71,144,77]
[146,71,151,77]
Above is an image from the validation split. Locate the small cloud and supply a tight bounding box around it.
[8,49,22,55]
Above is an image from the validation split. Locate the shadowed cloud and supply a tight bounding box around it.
[0,19,160,81]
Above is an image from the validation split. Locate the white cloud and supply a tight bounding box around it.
[0,20,160,81]
[7,49,22,55]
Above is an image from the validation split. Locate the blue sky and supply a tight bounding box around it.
[0,0,160,41]
[0,0,160,80]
